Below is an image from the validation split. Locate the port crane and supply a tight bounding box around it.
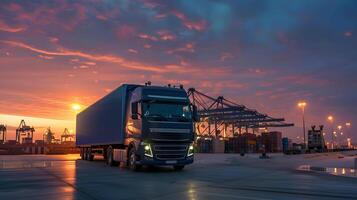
[61,128,75,143]
[0,124,6,144]
[187,88,294,138]
[43,127,55,144]
[16,120,35,144]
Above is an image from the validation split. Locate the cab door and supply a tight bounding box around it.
[126,101,142,137]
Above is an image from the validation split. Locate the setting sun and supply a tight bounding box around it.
[71,104,82,112]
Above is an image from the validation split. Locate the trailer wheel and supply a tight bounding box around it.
[80,148,85,160]
[84,148,88,160]
[87,148,94,161]
[106,146,119,166]
[128,148,141,171]
[85,148,93,161]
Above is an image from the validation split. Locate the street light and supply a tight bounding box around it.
[328,115,333,122]
[345,122,351,147]
[337,125,342,130]
[337,125,343,146]
[298,101,307,148]
[347,138,351,149]
[327,115,334,150]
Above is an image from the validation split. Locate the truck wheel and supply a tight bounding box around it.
[80,148,85,160]
[173,165,185,171]
[87,148,94,161]
[84,148,88,160]
[106,147,119,166]
[128,148,141,171]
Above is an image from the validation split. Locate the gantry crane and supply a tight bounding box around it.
[61,128,75,143]
[187,88,294,138]
[43,127,55,144]
[16,120,35,144]
[0,124,6,144]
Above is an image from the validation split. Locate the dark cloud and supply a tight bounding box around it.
[0,0,356,141]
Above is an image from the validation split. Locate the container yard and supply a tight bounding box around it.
[1,86,354,157]
[1,86,294,157]
[0,120,78,155]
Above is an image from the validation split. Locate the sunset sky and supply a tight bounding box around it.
[0,0,356,142]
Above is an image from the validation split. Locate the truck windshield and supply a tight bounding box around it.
[143,102,192,122]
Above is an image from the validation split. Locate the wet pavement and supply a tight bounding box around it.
[298,165,357,178]
[0,153,357,200]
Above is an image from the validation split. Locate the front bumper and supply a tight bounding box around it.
[138,155,194,166]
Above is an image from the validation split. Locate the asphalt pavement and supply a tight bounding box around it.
[0,153,356,200]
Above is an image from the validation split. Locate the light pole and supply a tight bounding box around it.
[337,125,343,146]
[298,102,307,148]
[337,125,342,147]
[327,115,334,150]
[346,122,351,148]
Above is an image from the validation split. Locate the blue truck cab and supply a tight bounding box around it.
[76,83,196,171]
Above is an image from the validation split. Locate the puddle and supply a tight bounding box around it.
[298,165,357,178]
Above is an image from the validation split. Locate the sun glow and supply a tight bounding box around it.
[71,104,82,112]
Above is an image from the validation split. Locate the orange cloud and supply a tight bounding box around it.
[0,20,26,32]
[172,10,207,32]
[167,42,195,54]
[183,20,206,32]
[157,30,176,41]
[0,40,187,73]
[128,49,138,54]
[49,37,59,43]
[155,13,167,19]
[138,33,158,41]
[5,2,86,31]
[144,44,152,49]
[38,54,54,60]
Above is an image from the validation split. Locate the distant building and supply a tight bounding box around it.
[308,125,326,152]
[261,131,282,152]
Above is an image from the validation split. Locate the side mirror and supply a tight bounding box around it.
[131,102,138,120]
[192,105,199,122]
[132,114,138,120]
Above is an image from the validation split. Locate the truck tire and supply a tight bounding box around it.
[86,148,94,161]
[106,146,119,166]
[128,148,141,171]
[80,148,85,160]
[84,148,88,160]
[173,165,185,171]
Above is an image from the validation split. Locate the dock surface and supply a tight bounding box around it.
[1,152,357,200]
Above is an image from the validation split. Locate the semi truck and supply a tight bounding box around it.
[76,83,197,171]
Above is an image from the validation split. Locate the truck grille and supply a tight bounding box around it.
[153,144,188,160]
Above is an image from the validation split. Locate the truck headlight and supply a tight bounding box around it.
[187,144,194,157]
[143,143,153,157]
